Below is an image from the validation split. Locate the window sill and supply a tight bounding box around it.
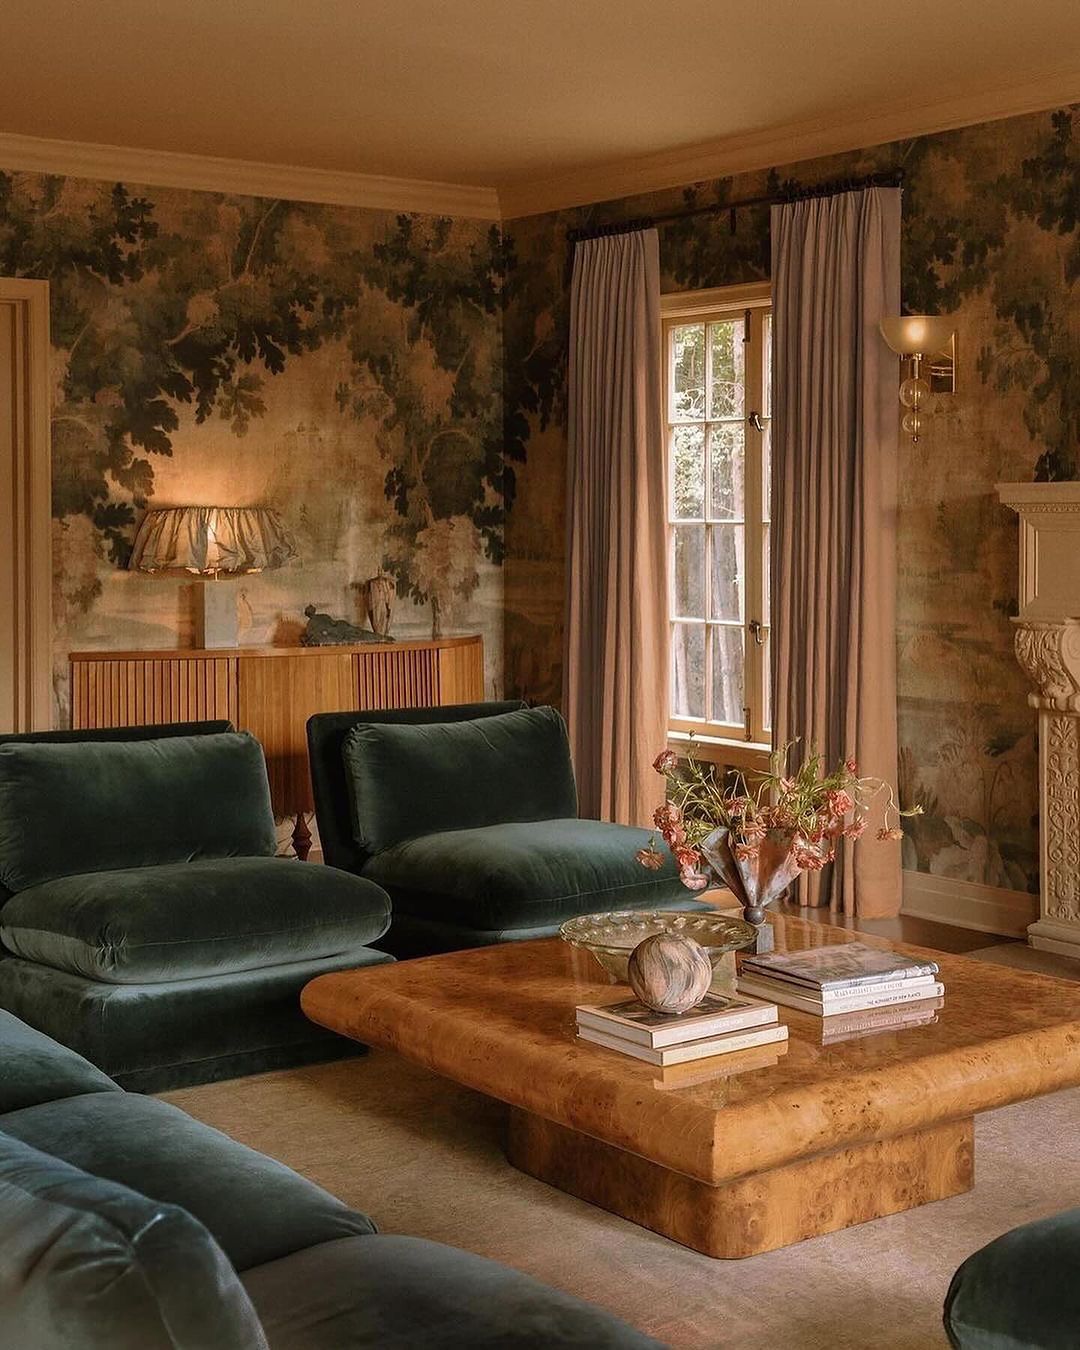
[667,730,772,771]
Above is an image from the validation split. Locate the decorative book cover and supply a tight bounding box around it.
[741,941,939,989]
[738,975,945,1016]
[575,991,776,1048]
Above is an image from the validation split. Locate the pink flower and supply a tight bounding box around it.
[636,847,665,871]
[743,820,767,844]
[679,867,709,892]
[826,789,854,817]
[844,818,867,840]
[653,802,682,831]
[725,795,750,818]
[666,825,686,847]
[733,842,759,864]
[652,749,678,774]
[877,826,904,842]
[845,758,858,774]
[794,846,827,871]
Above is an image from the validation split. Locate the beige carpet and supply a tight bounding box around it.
[164,1048,1080,1350]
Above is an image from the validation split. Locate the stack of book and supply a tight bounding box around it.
[575,991,787,1066]
[737,941,943,1019]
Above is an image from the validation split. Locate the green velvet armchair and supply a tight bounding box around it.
[0,721,393,1090]
[307,701,700,957]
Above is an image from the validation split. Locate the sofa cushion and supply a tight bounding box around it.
[362,818,687,931]
[0,732,276,892]
[342,706,577,855]
[944,1208,1080,1349]
[242,1234,661,1349]
[0,857,391,984]
[0,1129,265,1350]
[0,1093,376,1272]
[0,1009,119,1115]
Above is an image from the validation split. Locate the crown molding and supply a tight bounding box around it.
[0,130,501,220]
[498,66,1080,219]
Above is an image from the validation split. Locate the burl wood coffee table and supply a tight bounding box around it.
[301,914,1080,1258]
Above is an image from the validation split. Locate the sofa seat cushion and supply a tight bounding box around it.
[0,732,277,891]
[362,819,687,931]
[0,1129,265,1350]
[0,1010,119,1114]
[242,1234,661,1349]
[0,857,391,984]
[342,706,578,855]
[0,1093,376,1273]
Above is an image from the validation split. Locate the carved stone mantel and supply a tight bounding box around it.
[999,482,1080,956]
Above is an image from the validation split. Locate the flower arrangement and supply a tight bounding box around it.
[636,743,922,920]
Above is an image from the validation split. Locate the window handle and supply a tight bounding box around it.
[748,411,764,432]
[748,619,765,646]
[743,705,753,742]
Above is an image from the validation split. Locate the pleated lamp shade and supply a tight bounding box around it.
[129,506,298,648]
[129,506,298,576]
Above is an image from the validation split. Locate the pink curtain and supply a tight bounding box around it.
[563,229,668,826]
[771,187,902,917]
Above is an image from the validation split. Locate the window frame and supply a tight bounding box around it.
[661,281,772,758]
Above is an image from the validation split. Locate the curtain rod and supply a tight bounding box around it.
[565,169,904,245]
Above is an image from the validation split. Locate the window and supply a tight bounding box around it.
[662,282,772,751]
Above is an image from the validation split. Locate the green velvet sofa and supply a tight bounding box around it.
[0,721,393,1091]
[0,1008,661,1349]
[307,701,698,957]
[944,1209,1080,1348]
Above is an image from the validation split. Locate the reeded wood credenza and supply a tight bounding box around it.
[70,635,484,857]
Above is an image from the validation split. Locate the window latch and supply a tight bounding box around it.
[748,619,765,646]
[743,705,753,742]
[748,410,764,432]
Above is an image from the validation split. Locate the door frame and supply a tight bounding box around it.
[0,278,52,731]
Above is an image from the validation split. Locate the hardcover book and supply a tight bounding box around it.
[575,991,777,1048]
[737,974,945,1016]
[577,1020,788,1067]
[741,941,939,990]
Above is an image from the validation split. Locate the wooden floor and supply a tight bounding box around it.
[773,901,1017,955]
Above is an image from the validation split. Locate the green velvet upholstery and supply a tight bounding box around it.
[242,1235,663,1349]
[343,706,577,854]
[0,1010,659,1349]
[307,700,527,873]
[944,1208,1080,1349]
[1,858,391,983]
[0,1009,119,1114]
[0,1093,377,1273]
[0,948,393,1091]
[363,818,687,932]
[0,732,276,892]
[0,1130,266,1350]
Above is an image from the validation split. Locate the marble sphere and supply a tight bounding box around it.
[627,933,712,1014]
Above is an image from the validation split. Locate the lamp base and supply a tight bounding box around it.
[194,580,238,649]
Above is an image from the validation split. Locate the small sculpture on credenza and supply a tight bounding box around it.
[363,571,395,640]
[300,604,394,646]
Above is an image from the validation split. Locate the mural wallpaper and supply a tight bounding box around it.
[503,103,1080,896]
[0,171,508,716]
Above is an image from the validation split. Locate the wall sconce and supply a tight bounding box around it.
[129,505,298,647]
[879,314,956,443]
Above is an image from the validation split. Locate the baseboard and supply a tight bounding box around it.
[901,870,1037,939]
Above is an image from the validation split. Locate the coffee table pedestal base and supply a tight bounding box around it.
[506,1109,974,1259]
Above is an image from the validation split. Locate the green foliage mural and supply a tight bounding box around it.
[0,171,508,693]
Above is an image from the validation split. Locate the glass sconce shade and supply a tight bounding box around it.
[901,409,924,440]
[899,375,931,409]
[879,314,955,357]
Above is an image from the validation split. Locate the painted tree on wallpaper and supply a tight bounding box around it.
[0,172,509,669]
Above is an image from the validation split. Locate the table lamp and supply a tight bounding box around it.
[129,505,298,647]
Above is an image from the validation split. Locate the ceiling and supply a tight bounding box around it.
[2,0,1080,214]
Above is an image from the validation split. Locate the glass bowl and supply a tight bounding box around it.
[559,910,757,982]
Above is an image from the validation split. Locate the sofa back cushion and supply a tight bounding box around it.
[0,1010,120,1115]
[342,706,578,855]
[0,1131,266,1350]
[0,732,276,892]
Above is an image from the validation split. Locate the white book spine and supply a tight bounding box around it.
[577,1022,788,1066]
[738,977,945,1015]
[575,1000,776,1048]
